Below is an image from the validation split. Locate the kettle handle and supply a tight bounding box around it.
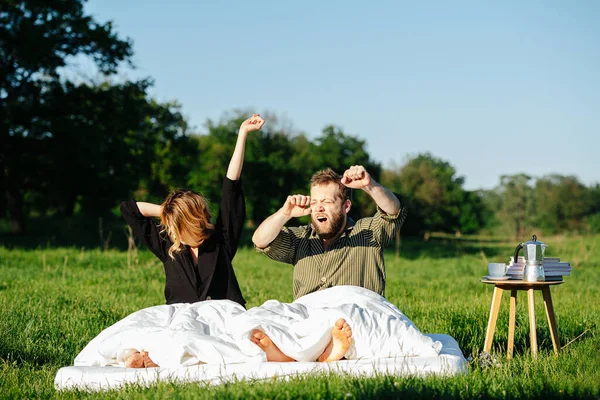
[513,243,523,264]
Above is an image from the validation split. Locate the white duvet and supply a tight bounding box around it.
[74,286,442,368]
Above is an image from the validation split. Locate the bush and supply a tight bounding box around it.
[585,212,600,233]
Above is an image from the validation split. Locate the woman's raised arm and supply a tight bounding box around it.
[226,114,265,181]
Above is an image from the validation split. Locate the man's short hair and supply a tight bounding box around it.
[310,168,351,202]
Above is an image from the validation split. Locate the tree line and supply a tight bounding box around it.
[2,1,599,239]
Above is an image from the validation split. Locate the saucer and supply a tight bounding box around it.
[483,276,511,281]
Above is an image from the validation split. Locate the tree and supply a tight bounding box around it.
[586,184,600,233]
[2,78,191,221]
[37,80,146,216]
[143,99,195,199]
[533,174,591,233]
[383,153,481,235]
[496,174,533,240]
[589,184,600,215]
[1,0,133,232]
[477,189,502,230]
[458,191,486,234]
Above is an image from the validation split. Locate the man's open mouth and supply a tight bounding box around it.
[316,216,328,224]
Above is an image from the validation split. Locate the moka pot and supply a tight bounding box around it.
[513,234,547,282]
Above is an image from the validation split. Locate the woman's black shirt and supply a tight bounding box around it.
[120,177,246,307]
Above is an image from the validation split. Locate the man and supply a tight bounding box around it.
[252,165,407,300]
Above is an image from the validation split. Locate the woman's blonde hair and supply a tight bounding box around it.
[160,189,215,259]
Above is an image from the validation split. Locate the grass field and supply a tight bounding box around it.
[1,234,599,399]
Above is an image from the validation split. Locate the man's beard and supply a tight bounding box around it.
[312,209,346,240]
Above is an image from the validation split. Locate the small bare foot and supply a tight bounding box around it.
[124,351,159,368]
[140,351,159,368]
[251,330,295,362]
[124,351,144,368]
[318,318,353,362]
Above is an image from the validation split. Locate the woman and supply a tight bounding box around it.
[120,114,264,310]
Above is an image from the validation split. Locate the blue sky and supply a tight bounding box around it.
[81,0,599,190]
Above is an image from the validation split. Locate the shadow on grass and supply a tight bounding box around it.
[396,236,512,260]
[0,215,132,250]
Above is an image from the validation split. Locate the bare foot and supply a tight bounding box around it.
[251,330,295,362]
[124,351,144,368]
[124,351,159,368]
[318,318,352,362]
[140,351,159,367]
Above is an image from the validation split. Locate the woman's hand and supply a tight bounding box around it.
[239,113,265,135]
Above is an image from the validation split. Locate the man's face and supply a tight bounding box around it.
[310,183,348,240]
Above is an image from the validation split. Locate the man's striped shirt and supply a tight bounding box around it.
[256,204,407,299]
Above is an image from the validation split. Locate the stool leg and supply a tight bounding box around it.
[507,290,517,359]
[527,288,538,358]
[484,286,503,353]
[542,287,561,355]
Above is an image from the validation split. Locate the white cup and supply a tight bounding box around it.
[488,262,508,277]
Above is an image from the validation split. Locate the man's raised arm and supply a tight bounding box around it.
[252,195,312,248]
[341,165,400,215]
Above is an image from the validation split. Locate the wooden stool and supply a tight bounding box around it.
[481,280,563,359]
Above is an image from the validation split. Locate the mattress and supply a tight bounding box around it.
[55,333,467,391]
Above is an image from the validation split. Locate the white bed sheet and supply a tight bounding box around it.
[55,334,467,391]
[72,286,445,368]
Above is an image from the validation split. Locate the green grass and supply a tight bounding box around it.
[1,235,599,399]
